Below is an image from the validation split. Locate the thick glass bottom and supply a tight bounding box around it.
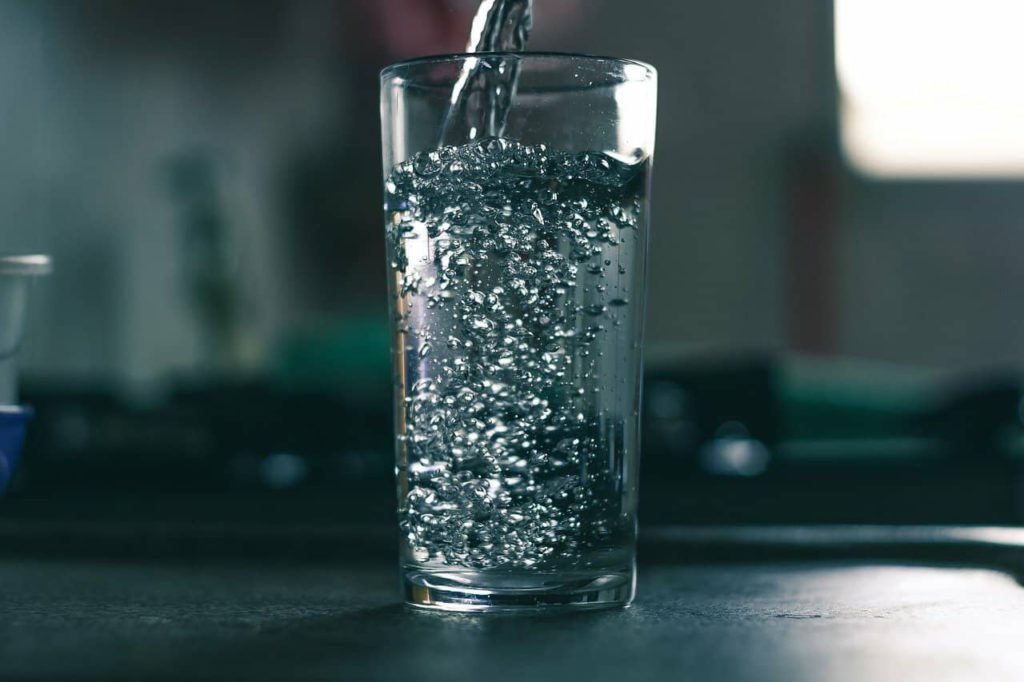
[403,565,635,612]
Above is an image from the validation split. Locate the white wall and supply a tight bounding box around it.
[0,1,345,391]
[838,181,1024,371]
[540,0,834,354]
[3,0,1021,389]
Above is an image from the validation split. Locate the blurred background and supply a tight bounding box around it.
[2,0,1023,538]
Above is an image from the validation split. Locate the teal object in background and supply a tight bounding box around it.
[779,356,936,442]
[275,315,392,394]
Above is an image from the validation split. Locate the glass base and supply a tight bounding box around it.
[403,566,635,612]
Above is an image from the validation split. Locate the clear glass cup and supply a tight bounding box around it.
[380,53,656,611]
[0,255,52,406]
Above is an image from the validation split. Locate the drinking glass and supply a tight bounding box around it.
[380,53,656,610]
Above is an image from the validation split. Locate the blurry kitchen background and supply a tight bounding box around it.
[2,0,1023,527]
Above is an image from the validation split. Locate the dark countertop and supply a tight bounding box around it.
[3,527,1024,681]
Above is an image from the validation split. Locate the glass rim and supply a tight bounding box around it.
[0,254,52,276]
[380,51,656,83]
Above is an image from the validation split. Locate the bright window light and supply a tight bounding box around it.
[836,0,1024,178]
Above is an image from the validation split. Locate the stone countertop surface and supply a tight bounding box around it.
[2,526,1024,681]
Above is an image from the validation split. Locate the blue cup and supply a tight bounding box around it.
[0,406,32,495]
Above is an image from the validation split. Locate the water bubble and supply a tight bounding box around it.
[413,151,443,177]
[469,315,494,331]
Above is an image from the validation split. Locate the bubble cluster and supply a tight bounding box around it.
[386,137,646,570]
